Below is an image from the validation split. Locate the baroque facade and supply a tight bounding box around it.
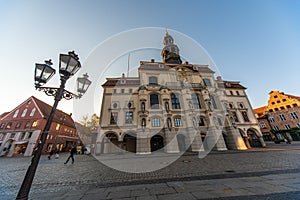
[96,32,265,154]
[254,90,300,142]
[0,96,78,157]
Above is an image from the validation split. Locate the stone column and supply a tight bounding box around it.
[206,126,227,151]
[164,129,179,153]
[187,127,203,152]
[225,127,248,150]
[136,130,151,154]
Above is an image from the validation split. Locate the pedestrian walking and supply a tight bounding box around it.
[64,146,77,164]
[48,148,54,160]
[55,146,60,159]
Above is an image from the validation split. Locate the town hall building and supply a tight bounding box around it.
[96,32,265,154]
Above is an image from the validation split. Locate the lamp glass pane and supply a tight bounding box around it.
[59,54,69,71]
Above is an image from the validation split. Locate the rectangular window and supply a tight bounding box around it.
[268,117,275,122]
[197,117,205,126]
[19,132,26,140]
[125,112,133,124]
[110,112,118,124]
[0,123,5,129]
[259,122,266,128]
[32,121,38,127]
[149,76,158,85]
[10,133,15,139]
[129,89,133,93]
[291,112,298,119]
[151,118,160,127]
[279,114,286,121]
[297,123,300,128]
[273,126,279,131]
[210,95,218,109]
[284,124,291,130]
[113,89,116,94]
[56,123,60,131]
[241,111,250,122]
[174,117,183,127]
[6,122,12,129]
[231,111,239,122]
[236,91,240,96]
[25,121,31,128]
[203,79,211,87]
[192,93,201,109]
[121,89,124,93]
[0,133,4,141]
[15,122,22,129]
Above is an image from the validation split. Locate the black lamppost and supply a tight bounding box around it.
[16,51,91,200]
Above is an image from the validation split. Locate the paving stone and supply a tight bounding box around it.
[107,190,131,199]
[136,196,158,200]
[157,192,197,200]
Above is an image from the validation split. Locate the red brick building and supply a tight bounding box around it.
[254,91,300,142]
[0,96,79,157]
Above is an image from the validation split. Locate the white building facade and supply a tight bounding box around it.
[96,32,265,154]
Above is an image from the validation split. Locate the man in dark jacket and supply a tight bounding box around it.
[64,146,77,164]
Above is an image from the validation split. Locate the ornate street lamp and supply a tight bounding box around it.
[16,51,91,200]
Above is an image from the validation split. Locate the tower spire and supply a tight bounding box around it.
[161,30,182,64]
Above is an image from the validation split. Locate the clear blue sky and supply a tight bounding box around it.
[0,0,299,120]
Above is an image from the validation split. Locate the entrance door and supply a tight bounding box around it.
[151,135,164,152]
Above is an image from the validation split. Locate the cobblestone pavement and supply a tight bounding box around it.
[1,142,300,199]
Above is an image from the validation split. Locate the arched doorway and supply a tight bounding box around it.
[103,132,120,153]
[239,129,251,149]
[247,129,262,147]
[0,140,13,157]
[151,135,164,152]
[177,134,186,152]
[123,134,136,153]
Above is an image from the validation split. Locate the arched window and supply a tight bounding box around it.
[167,118,172,130]
[165,101,169,112]
[13,109,19,118]
[21,109,27,117]
[191,93,201,109]
[150,94,159,109]
[30,108,36,117]
[141,102,145,112]
[171,93,181,109]
[141,118,146,128]
[149,76,158,85]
